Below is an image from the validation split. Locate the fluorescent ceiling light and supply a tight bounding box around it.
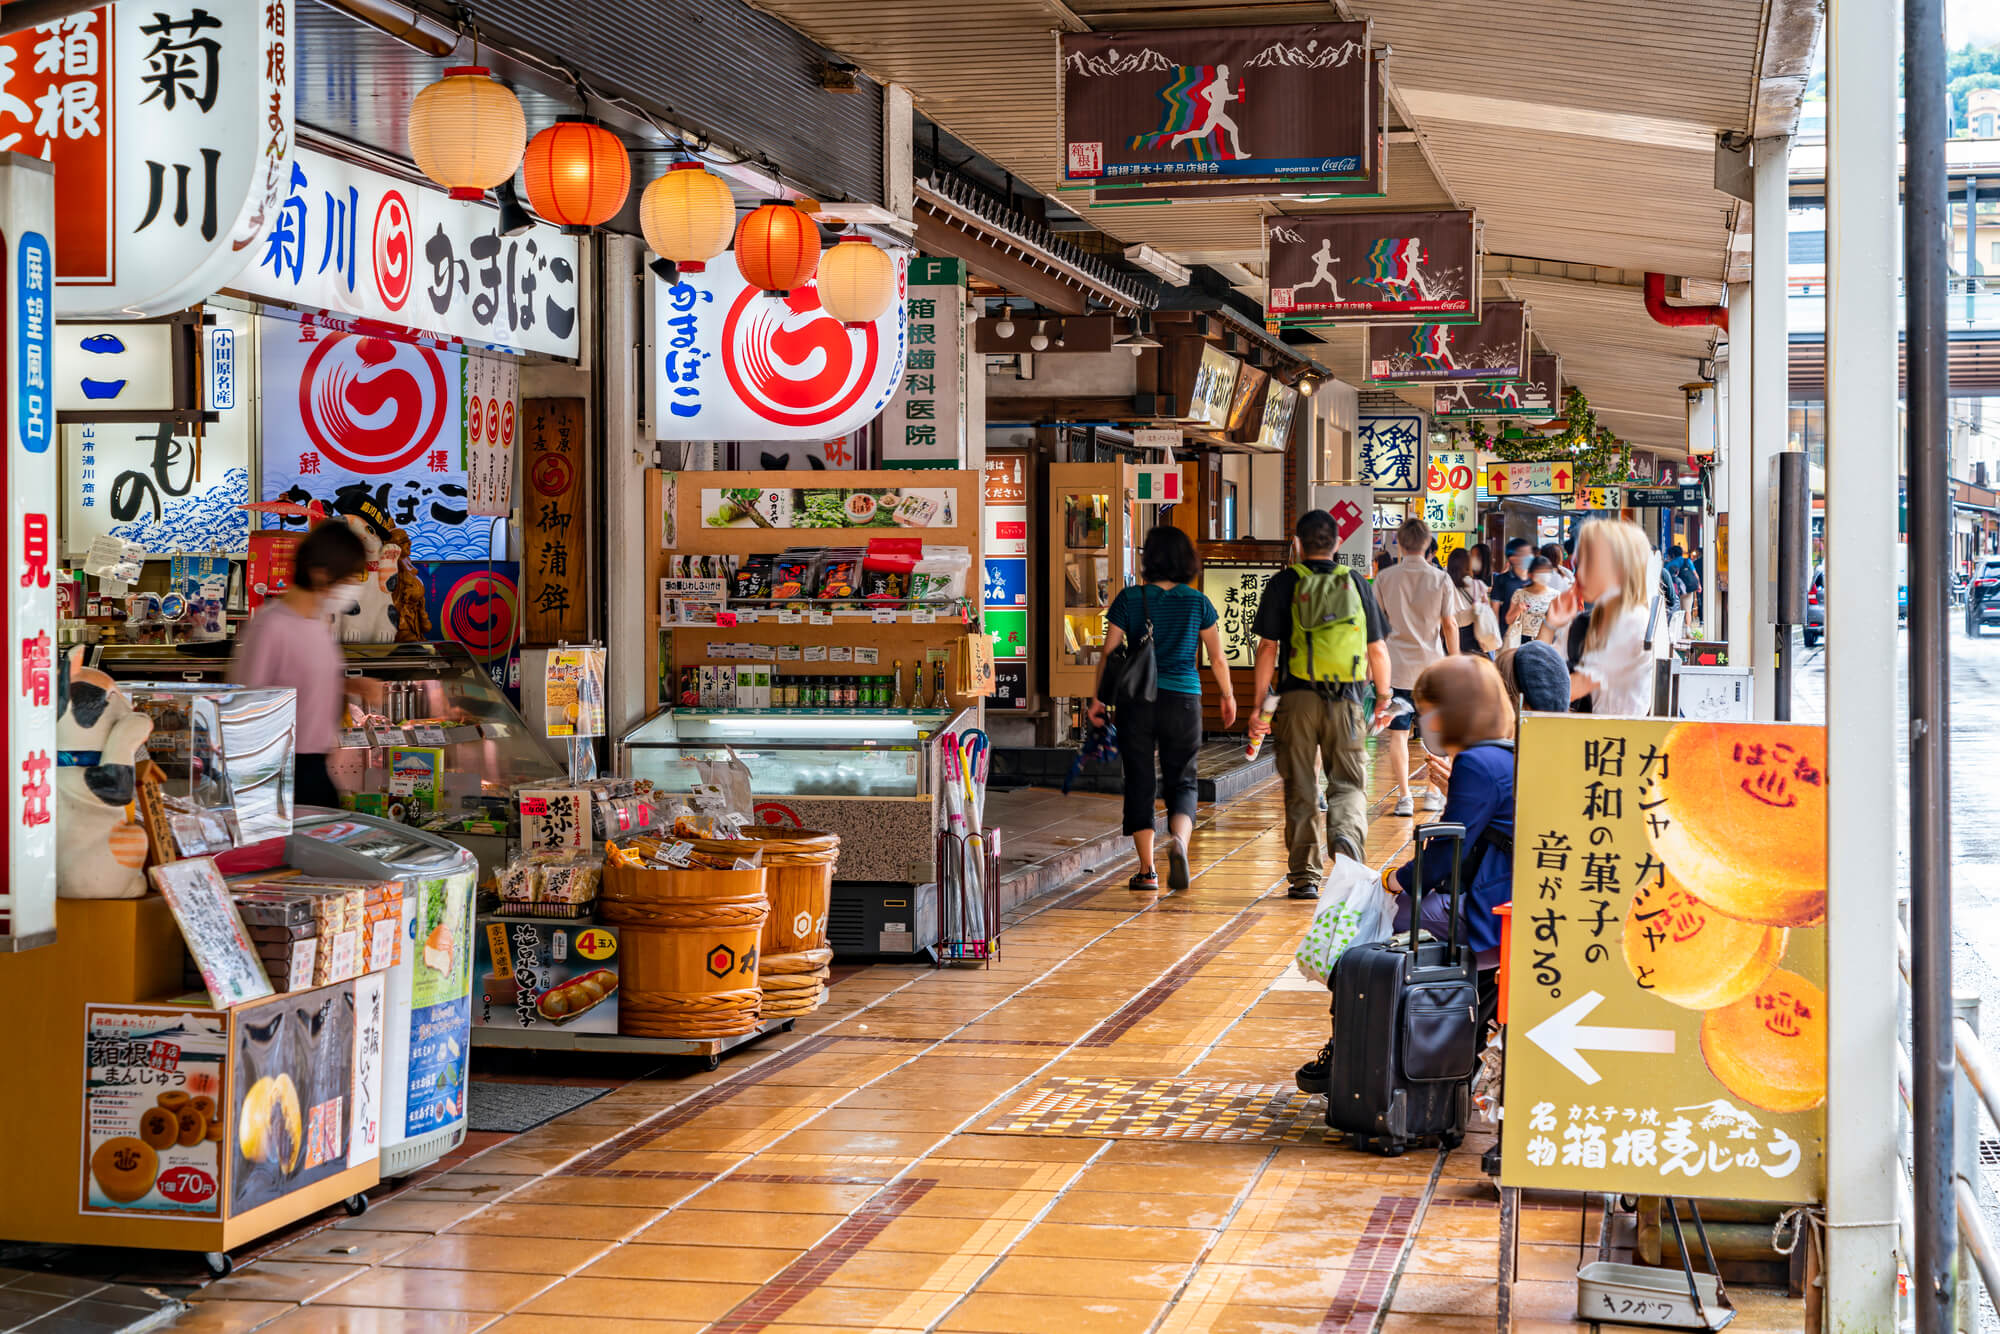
[1124,244,1192,286]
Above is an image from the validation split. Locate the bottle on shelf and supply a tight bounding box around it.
[931,655,948,709]
[891,659,907,709]
[910,659,930,710]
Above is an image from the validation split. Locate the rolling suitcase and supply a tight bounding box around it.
[1325,821,1480,1155]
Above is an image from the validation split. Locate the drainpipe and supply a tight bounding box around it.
[1643,272,1730,332]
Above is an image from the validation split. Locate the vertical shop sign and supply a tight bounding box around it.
[1502,717,1828,1204]
[462,355,519,518]
[1,157,56,949]
[522,397,586,644]
[348,971,384,1168]
[884,257,967,468]
[420,562,521,697]
[1358,411,1424,496]
[1200,564,1280,666]
[1423,449,1476,532]
[401,869,472,1138]
[0,0,295,317]
[1309,483,1373,574]
[982,452,1030,699]
[82,1007,227,1215]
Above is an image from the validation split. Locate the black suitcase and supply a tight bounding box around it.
[1325,821,1480,1155]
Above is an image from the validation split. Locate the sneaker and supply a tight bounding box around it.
[1162,837,1191,891]
[1296,1043,1332,1095]
[1421,787,1445,811]
[1288,881,1320,900]
[1392,792,1414,817]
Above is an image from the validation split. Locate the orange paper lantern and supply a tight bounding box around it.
[521,118,631,229]
[407,66,527,201]
[815,235,896,326]
[734,200,821,295]
[640,162,735,273]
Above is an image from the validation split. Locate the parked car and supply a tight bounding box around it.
[1969,558,2000,637]
[1805,568,1824,647]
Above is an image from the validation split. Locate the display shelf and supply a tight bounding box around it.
[668,707,955,723]
[472,1017,795,1067]
[666,607,969,627]
[333,722,490,751]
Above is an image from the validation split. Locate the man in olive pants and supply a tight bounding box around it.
[1246,511,1395,899]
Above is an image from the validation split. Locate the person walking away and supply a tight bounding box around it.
[1544,518,1657,714]
[1504,557,1560,648]
[1489,538,1533,624]
[1665,543,1701,625]
[231,521,380,809]
[1296,654,1516,1094]
[1372,548,1395,579]
[1086,526,1235,892]
[1446,547,1487,655]
[1246,510,1392,899]
[1373,518,1460,816]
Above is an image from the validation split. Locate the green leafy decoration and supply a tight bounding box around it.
[1465,387,1632,487]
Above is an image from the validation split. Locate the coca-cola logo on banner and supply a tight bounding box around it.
[722,288,881,430]
[299,335,452,474]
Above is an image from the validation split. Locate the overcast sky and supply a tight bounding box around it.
[1951,0,2000,49]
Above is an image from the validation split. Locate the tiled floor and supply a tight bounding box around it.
[169,762,1809,1333]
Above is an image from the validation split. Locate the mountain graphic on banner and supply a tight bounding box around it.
[1244,39,1366,68]
[1065,47,1174,76]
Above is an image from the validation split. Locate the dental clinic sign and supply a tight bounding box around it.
[653,255,909,442]
[0,157,57,950]
[230,146,581,359]
[0,0,294,317]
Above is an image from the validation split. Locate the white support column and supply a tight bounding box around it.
[601,234,651,741]
[1751,138,1791,716]
[884,84,915,222]
[1824,0,1904,1322]
[1723,291,1756,676]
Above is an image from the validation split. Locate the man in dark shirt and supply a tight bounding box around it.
[1489,537,1534,627]
[1246,510,1393,899]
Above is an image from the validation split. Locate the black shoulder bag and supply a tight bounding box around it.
[1096,585,1158,705]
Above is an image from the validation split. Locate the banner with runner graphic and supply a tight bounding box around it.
[258,321,488,560]
[1434,353,1563,420]
[1363,300,1530,385]
[1061,23,1371,185]
[1266,211,1478,322]
[653,257,910,442]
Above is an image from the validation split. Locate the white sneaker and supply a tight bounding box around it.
[1421,787,1445,811]
[1392,792,1414,817]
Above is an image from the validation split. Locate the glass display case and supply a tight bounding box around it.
[1047,463,1137,698]
[618,707,973,885]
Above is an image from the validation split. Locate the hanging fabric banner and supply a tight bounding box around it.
[1266,210,1478,323]
[462,355,519,519]
[1434,353,1564,420]
[1364,300,1530,385]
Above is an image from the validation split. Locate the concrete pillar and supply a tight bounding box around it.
[600,233,652,740]
[1751,137,1792,716]
[1723,290,1756,677]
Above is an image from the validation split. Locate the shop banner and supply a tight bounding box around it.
[1308,483,1374,575]
[419,562,521,698]
[82,1007,226,1216]
[349,972,385,1168]
[983,453,1028,505]
[232,146,581,358]
[1253,381,1301,454]
[463,355,518,518]
[1571,486,1623,511]
[2,158,57,948]
[1435,353,1562,419]
[401,869,473,1138]
[884,257,967,469]
[1485,460,1573,497]
[1061,23,1371,183]
[2,0,294,317]
[53,324,179,413]
[1358,411,1425,496]
[653,256,909,442]
[993,660,1029,709]
[522,398,587,644]
[1202,564,1280,666]
[1183,344,1240,431]
[231,980,357,1214]
[1266,210,1476,321]
[1503,717,1828,1204]
[1435,531,1467,562]
[1364,300,1530,385]
[1422,450,1477,532]
[700,485,960,531]
[983,558,1029,608]
[65,419,252,558]
[987,609,1028,660]
[259,321,491,560]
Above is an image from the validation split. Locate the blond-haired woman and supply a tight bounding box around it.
[1544,518,1656,715]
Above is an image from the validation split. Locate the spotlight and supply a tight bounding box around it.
[650,257,680,285]
[1029,319,1050,352]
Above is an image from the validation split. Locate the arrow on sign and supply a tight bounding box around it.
[1553,467,1572,490]
[1524,991,1677,1086]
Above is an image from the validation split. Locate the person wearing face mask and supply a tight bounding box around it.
[1488,537,1534,625]
[1504,557,1559,648]
[230,520,382,809]
[1544,518,1658,715]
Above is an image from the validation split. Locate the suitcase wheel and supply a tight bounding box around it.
[1441,1130,1464,1150]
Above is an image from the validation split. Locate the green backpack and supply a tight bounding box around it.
[1287,563,1367,683]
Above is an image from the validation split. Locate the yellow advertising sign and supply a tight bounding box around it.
[1423,450,1477,532]
[1485,461,1573,496]
[1502,716,1827,1203]
[1201,564,1281,667]
[1570,486,1623,511]
[1435,532,1467,562]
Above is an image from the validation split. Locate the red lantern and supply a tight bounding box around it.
[521,118,631,230]
[735,200,822,295]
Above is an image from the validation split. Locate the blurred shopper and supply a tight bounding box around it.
[1543,542,1575,591]
[1446,547,1488,656]
[1248,510,1393,899]
[1469,542,1494,587]
[1546,518,1657,715]
[1504,557,1560,648]
[1087,526,1235,892]
[1373,548,1395,578]
[1665,544,1702,623]
[1373,518,1459,816]
[1489,538,1534,622]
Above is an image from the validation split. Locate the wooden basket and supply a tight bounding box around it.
[600,865,769,1039]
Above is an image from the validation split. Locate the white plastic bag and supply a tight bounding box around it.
[1293,853,1396,985]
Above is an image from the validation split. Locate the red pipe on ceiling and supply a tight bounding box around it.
[1643,272,1729,332]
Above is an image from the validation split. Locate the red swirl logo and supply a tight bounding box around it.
[373,192,413,310]
[441,570,519,665]
[721,284,885,429]
[299,335,451,474]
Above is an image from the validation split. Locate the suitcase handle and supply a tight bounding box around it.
[1407,820,1467,959]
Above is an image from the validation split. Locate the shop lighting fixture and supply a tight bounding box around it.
[735,199,823,295]
[521,117,631,231]
[641,162,736,279]
[994,303,1016,338]
[817,235,897,326]
[1029,320,1051,352]
[407,66,527,201]
[1296,374,1317,396]
[1124,244,1192,287]
[1114,312,1162,356]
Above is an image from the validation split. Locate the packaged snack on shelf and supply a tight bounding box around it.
[861,537,923,603]
[768,550,819,600]
[730,554,773,602]
[538,860,601,905]
[910,545,973,602]
[816,550,863,601]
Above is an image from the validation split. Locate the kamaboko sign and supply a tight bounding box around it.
[0,0,294,317]
[653,256,909,441]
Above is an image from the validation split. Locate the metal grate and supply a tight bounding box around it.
[1979,1138,2000,1167]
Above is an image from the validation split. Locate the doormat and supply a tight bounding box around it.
[980,1075,1334,1144]
[466,1082,611,1134]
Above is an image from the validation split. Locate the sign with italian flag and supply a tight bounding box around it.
[1136,465,1184,502]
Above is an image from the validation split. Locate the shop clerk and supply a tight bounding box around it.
[230,522,388,809]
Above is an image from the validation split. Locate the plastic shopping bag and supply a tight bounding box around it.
[1293,853,1396,985]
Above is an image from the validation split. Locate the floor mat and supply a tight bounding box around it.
[980,1075,1333,1144]
[466,1081,610,1134]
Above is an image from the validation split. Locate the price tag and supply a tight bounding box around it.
[803,645,828,663]
[777,644,802,661]
[339,729,370,750]
[518,796,550,816]
[737,609,759,623]
[913,608,936,624]
[779,610,802,625]
[830,646,853,662]
[376,727,409,747]
[716,611,738,627]
[855,647,879,665]
[412,726,448,746]
[872,609,897,624]
[809,610,833,626]
[575,928,618,961]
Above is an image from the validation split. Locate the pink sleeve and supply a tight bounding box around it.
[229,610,283,689]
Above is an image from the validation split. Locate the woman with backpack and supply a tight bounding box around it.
[1085,526,1236,892]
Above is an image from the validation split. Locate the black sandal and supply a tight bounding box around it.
[1128,870,1159,891]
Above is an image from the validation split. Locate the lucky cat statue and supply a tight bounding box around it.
[56,648,155,899]
[336,514,401,644]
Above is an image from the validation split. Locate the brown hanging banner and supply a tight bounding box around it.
[1364,300,1531,386]
[1266,210,1479,324]
[1434,353,1565,420]
[521,397,588,644]
[1061,22,1371,186]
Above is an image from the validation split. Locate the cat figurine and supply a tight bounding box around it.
[337,514,401,643]
[56,648,155,899]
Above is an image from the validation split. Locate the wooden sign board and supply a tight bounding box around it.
[522,398,588,645]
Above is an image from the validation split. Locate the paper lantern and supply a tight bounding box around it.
[814,236,896,327]
[735,200,821,295]
[521,118,630,229]
[408,66,527,201]
[640,163,735,273]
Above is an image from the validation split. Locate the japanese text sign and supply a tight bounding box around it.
[232,146,579,357]
[1266,210,1476,322]
[1485,460,1571,497]
[2,156,56,948]
[53,323,178,412]
[1503,717,1827,1203]
[883,257,966,468]
[1309,483,1373,575]
[653,255,909,442]
[64,419,250,557]
[1572,486,1623,512]
[521,398,586,644]
[462,354,518,517]
[3,0,295,317]
[82,1006,227,1215]
[1422,449,1476,532]
[1200,564,1278,666]
[1358,412,1424,496]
